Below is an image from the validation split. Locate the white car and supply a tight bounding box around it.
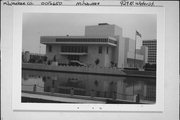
[68,60,87,67]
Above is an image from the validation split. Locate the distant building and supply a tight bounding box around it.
[124,37,148,68]
[22,51,46,63]
[142,40,156,64]
[41,23,148,68]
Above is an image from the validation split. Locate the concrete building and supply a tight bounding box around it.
[41,23,148,68]
[142,40,156,64]
[124,37,148,68]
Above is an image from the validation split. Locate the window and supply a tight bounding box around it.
[98,46,102,54]
[48,45,52,52]
[61,46,88,53]
[85,47,88,53]
[106,47,109,54]
[68,55,79,61]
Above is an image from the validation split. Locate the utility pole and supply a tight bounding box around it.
[39,44,41,54]
[134,31,137,68]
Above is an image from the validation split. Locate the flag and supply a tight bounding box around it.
[135,30,142,49]
[136,30,141,38]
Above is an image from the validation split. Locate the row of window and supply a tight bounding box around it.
[143,44,156,47]
[148,57,156,60]
[148,60,156,63]
[143,43,156,45]
[143,41,156,44]
[68,55,80,61]
[148,48,157,50]
[148,55,156,57]
[148,59,156,61]
[98,46,109,54]
[147,46,157,48]
[56,38,117,45]
[148,60,156,62]
[61,46,88,53]
[148,59,156,62]
[148,56,156,58]
[48,45,109,55]
[148,55,156,58]
[148,50,156,53]
[143,44,156,46]
[148,50,157,52]
[143,45,156,47]
[148,53,156,55]
[56,38,108,43]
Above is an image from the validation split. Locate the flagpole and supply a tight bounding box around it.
[134,31,137,68]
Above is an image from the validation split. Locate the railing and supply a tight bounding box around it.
[22,84,156,103]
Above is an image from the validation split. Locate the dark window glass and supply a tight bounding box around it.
[99,46,102,54]
[61,46,88,53]
[107,47,109,54]
[49,45,52,52]
[85,47,88,53]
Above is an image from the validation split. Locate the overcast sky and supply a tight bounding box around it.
[22,13,156,54]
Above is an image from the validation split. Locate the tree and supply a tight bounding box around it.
[44,56,47,62]
[95,59,100,65]
[53,55,57,62]
[111,61,116,67]
[94,80,99,87]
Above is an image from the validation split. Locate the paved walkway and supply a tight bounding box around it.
[22,92,106,103]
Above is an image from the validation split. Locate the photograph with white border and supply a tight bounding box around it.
[12,6,165,111]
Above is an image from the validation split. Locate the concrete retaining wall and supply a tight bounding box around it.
[22,63,156,78]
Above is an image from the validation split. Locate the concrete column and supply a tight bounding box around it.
[90,89,95,98]
[70,88,74,96]
[33,84,37,92]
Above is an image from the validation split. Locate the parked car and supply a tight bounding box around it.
[68,60,87,67]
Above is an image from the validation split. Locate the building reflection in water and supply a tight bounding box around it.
[22,70,156,102]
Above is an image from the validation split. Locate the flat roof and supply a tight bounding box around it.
[40,36,117,46]
[41,36,117,40]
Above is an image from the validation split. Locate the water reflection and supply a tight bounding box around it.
[22,70,156,103]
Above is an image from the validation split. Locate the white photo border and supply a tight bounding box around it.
[12,6,165,111]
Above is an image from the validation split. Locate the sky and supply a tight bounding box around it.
[22,13,157,54]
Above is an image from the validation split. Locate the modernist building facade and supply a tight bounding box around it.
[41,23,148,68]
[142,40,156,64]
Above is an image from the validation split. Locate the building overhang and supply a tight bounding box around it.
[42,42,117,46]
[40,36,117,46]
[59,52,87,56]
